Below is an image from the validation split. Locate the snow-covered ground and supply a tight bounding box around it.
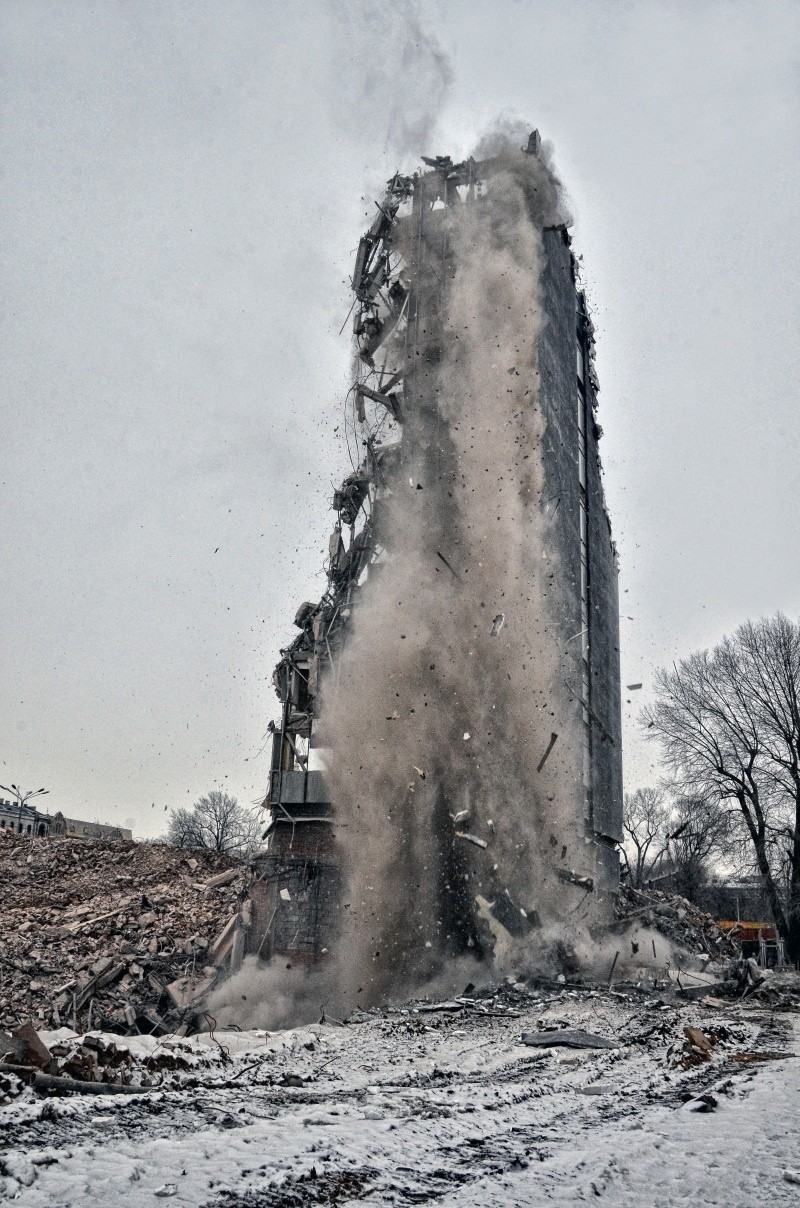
[1,985,798,1205]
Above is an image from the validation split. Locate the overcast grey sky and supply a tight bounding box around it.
[2,0,798,838]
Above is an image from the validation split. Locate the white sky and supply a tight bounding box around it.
[2,0,798,838]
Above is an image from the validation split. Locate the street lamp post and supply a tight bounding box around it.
[0,784,49,835]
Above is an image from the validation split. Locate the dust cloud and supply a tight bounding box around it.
[329,0,453,164]
[207,127,605,1033]
[315,128,597,1012]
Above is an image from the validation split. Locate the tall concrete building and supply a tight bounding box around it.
[253,136,623,966]
[538,229,623,893]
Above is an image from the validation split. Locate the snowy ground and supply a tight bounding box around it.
[1,985,798,1206]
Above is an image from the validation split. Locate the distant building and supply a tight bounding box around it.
[0,799,132,842]
[0,799,49,837]
[49,812,132,841]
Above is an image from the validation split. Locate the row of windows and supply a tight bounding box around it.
[0,818,47,836]
[577,333,591,808]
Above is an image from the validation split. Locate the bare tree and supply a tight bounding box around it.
[736,616,800,952]
[622,788,730,900]
[621,787,671,887]
[660,795,732,902]
[643,614,800,962]
[167,791,262,858]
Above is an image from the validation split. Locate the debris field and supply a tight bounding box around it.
[2,834,800,1203]
[1,980,799,1205]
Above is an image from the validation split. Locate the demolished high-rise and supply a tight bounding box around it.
[252,132,623,987]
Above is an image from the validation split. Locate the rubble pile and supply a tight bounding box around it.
[0,1023,229,1102]
[616,884,741,959]
[0,834,247,1036]
[734,966,800,1011]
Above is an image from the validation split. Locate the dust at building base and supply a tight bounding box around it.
[257,129,623,1004]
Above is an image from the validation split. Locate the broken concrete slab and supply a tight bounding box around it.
[208,915,238,966]
[166,970,218,1012]
[202,868,241,890]
[486,891,536,938]
[9,1022,53,1071]
[521,1029,618,1050]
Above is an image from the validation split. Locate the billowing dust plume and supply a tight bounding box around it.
[330,0,453,163]
[315,129,599,1011]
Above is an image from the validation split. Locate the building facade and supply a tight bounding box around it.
[49,812,133,841]
[538,226,623,890]
[0,799,49,837]
[0,800,132,842]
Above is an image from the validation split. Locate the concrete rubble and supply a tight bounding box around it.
[0,834,251,1038]
[615,882,741,959]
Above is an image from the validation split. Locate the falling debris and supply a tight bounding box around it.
[486,890,537,936]
[536,731,558,772]
[556,868,594,891]
[626,682,642,691]
[490,613,505,636]
[455,831,489,850]
[435,550,461,579]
